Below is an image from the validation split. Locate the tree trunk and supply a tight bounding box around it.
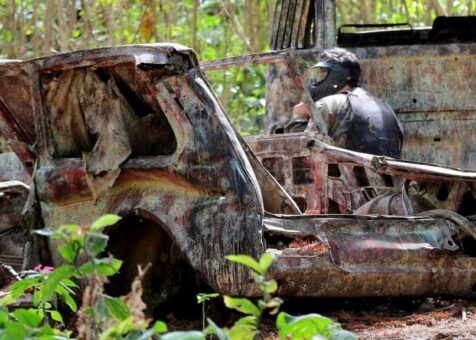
[44,0,56,54]
[192,0,198,51]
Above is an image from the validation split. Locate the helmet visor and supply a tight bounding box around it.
[309,67,329,84]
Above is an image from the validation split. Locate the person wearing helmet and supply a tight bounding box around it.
[288,47,403,158]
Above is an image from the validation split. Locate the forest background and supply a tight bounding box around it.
[1,0,474,135]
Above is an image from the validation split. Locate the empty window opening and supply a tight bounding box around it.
[262,157,285,185]
[353,166,370,187]
[292,156,314,185]
[459,191,476,216]
[327,199,342,214]
[328,163,341,178]
[381,174,394,187]
[437,183,452,201]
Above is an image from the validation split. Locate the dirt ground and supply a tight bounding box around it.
[167,297,476,339]
[331,299,476,339]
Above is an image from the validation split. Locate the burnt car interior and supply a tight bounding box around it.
[41,63,177,159]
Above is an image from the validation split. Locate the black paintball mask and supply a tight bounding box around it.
[307,59,355,101]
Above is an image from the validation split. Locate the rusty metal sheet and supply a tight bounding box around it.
[270,0,316,50]
[282,0,297,49]
[290,0,305,48]
[265,214,476,297]
[297,0,312,49]
[314,0,336,48]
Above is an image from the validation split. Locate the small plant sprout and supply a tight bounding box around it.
[197,292,219,331]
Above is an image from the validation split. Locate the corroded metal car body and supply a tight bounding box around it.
[1,44,476,312]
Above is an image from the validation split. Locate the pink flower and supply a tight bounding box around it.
[34,265,54,273]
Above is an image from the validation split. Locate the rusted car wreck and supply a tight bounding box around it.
[0,42,476,313]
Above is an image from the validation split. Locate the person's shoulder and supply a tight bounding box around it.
[315,94,347,113]
[348,87,371,98]
[316,93,347,106]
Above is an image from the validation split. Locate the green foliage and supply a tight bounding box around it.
[207,65,267,136]
[0,215,138,339]
[223,296,261,317]
[276,312,356,340]
[225,254,264,274]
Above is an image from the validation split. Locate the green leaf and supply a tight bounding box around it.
[161,331,205,340]
[152,320,168,334]
[205,318,229,340]
[85,233,109,257]
[32,290,41,307]
[42,265,75,303]
[80,258,122,276]
[234,315,258,328]
[38,323,57,336]
[49,310,64,323]
[55,284,78,312]
[104,295,131,321]
[196,292,219,304]
[99,316,134,340]
[12,308,44,328]
[1,277,37,305]
[223,296,260,316]
[79,262,94,275]
[58,224,81,234]
[4,30,12,42]
[61,290,78,313]
[72,29,82,38]
[227,324,256,340]
[259,253,273,273]
[276,312,356,340]
[91,214,121,231]
[263,279,278,294]
[0,309,9,323]
[58,244,76,263]
[96,258,122,276]
[225,255,262,274]
[4,321,28,340]
[61,278,79,288]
